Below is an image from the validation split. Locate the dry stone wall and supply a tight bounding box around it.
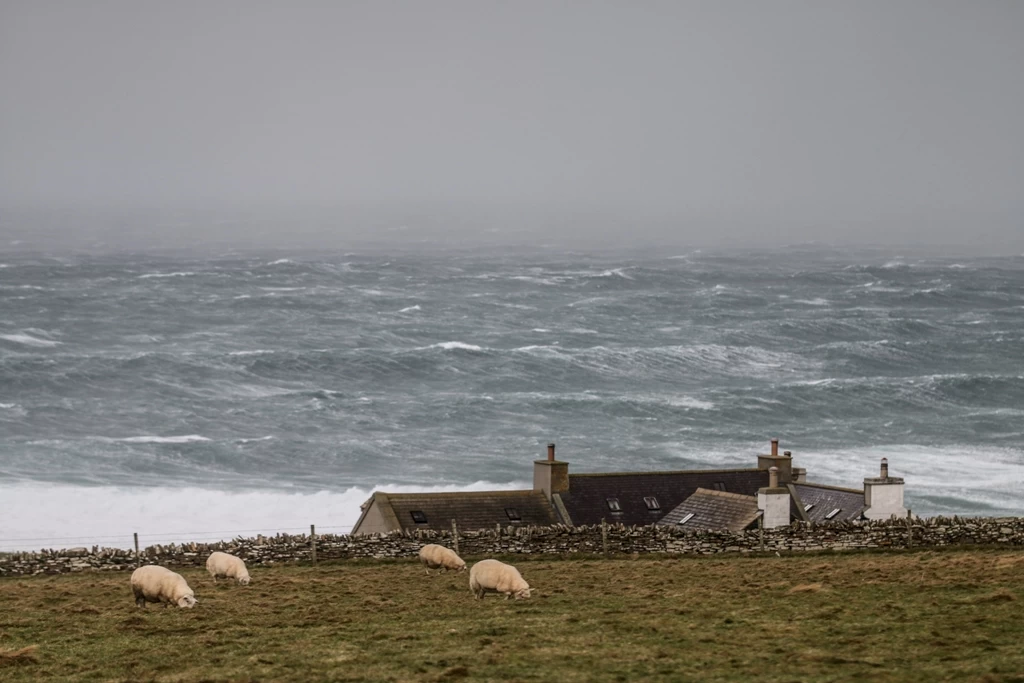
[2,516,1023,577]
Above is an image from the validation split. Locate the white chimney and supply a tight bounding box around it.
[757,466,791,529]
[863,458,908,520]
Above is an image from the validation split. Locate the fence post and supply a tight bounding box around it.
[601,518,608,558]
[134,532,139,565]
[451,519,459,555]
[758,515,765,552]
[310,524,317,566]
[906,509,913,548]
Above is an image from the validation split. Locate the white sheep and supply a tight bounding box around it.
[206,551,251,585]
[130,565,198,608]
[468,559,531,600]
[418,544,467,575]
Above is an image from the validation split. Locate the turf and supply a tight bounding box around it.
[2,548,1024,681]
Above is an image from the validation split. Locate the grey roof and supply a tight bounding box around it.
[656,488,762,532]
[371,490,558,532]
[559,469,769,527]
[790,483,866,523]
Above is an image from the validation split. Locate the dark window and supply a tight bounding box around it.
[643,496,660,511]
[713,482,727,492]
[606,497,622,511]
[505,507,521,521]
[410,510,428,524]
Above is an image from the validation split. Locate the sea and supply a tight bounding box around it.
[2,244,1023,551]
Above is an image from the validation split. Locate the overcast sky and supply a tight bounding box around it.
[1,1,1021,247]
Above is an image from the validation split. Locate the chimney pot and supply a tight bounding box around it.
[771,438,779,456]
[880,457,888,478]
[783,450,791,457]
[547,443,555,462]
[769,466,779,489]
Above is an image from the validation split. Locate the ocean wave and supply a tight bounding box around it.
[398,305,421,313]
[113,435,211,444]
[0,333,62,348]
[137,271,196,279]
[418,341,484,352]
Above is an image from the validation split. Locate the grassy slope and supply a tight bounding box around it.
[1,549,1024,682]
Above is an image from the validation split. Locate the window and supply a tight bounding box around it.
[677,512,695,525]
[410,510,428,524]
[643,496,660,511]
[713,482,727,492]
[606,498,622,512]
[803,504,815,512]
[824,508,841,520]
[505,507,521,522]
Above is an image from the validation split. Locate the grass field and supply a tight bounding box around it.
[2,548,1024,681]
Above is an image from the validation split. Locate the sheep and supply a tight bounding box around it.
[418,544,467,575]
[468,559,531,600]
[130,565,197,608]
[206,551,251,585]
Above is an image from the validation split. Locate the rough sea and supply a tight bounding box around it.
[2,244,1023,550]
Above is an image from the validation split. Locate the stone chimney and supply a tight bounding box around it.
[757,438,793,484]
[863,457,907,520]
[534,443,569,500]
[757,466,791,529]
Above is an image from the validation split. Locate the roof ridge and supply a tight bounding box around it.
[690,487,758,502]
[797,482,865,495]
[381,489,540,499]
[569,468,762,478]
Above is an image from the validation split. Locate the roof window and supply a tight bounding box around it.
[643,496,660,511]
[713,482,727,492]
[803,504,815,512]
[824,508,841,520]
[606,497,622,512]
[410,510,428,524]
[677,512,695,525]
[505,507,521,522]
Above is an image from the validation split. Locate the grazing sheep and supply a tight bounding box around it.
[469,559,531,600]
[130,565,197,608]
[418,544,467,575]
[206,551,251,585]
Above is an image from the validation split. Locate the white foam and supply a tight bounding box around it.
[113,435,211,444]
[398,305,421,313]
[420,341,484,352]
[794,298,830,306]
[228,349,275,356]
[0,402,17,409]
[0,480,529,551]
[267,259,294,265]
[138,272,196,279]
[0,333,62,348]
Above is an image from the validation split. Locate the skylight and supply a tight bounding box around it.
[803,503,815,512]
[606,498,622,511]
[505,507,521,521]
[643,496,660,511]
[713,482,727,492]
[410,510,428,524]
[677,512,695,525]
[824,508,841,520]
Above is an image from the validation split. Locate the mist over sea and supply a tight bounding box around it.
[2,244,1023,550]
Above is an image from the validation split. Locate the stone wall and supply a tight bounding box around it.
[2,516,1023,577]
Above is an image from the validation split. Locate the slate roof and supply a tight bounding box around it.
[372,490,558,532]
[558,469,770,527]
[789,483,866,523]
[656,488,762,532]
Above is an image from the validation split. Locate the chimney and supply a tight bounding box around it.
[757,438,793,484]
[863,457,907,520]
[757,466,791,529]
[534,443,569,500]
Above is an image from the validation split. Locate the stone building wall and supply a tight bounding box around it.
[2,516,1022,577]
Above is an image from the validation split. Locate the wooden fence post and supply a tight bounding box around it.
[601,518,608,558]
[134,532,139,564]
[906,509,913,548]
[451,519,459,555]
[758,516,765,552]
[310,524,317,566]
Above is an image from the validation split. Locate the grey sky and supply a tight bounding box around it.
[1,1,1021,247]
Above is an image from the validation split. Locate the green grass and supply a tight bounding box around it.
[2,549,1024,681]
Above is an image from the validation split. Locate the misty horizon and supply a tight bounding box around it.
[1,1,1022,250]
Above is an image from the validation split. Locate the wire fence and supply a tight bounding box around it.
[0,524,355,552]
